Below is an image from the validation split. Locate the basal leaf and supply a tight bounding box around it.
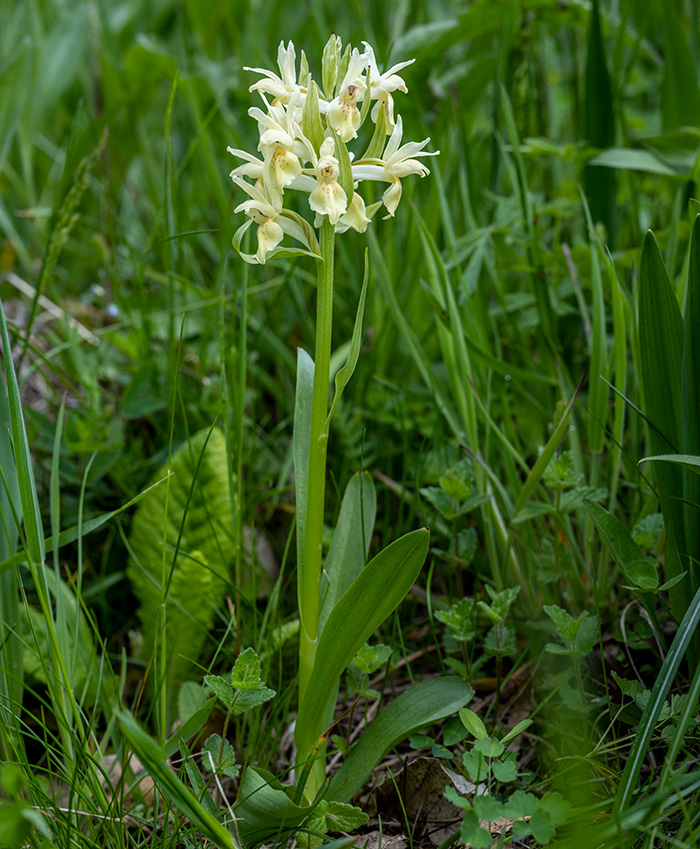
[328,677,473,803]
[319,472,376,635]
[296,529,429,767]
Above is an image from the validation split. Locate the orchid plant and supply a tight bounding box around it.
[227,37,470,823]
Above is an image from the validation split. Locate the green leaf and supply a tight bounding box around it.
[319,472,376,636]
[474,737,505,758]
[640,454,700,474]
[294,348,314,595]
[328,677,473,803]
[474,795,504,822]
[683,220,700,580]
[334,135,354,205]
[296,528,430,773]
[539,790,571,826]
[234,766,313,843]
[529,808,555,845]
[492,758,518,783]
[361,102,388,160]
[459,708,488,740]
[231,647,263,690]
[586,500,646,570]
[511,374,586,521]
[323,800,369,831]
[351,642,392,676]
[462,748,487,782]
[0,300,44,568]
[302,80,324,154]
[166,696,217,759]
[614,584,700,814]
[483,623,516,658]
[460,810,491,849]
[443,716,468,747]
[543,606,597,658]
[436,598,476,642]
[637,230,687,616]
[589,148,682,176]
[203,675,234,710]
[323,256,369,437]
[409,734,434,749]
[202,734,239,780]
[232,687,276,716]
[500,719,533,746]
[584,0,616,241]
[126,427,236,704]
[622,560,659,591]
[503,790,539,818]
[660,1,700,132]
[117,712,238,849]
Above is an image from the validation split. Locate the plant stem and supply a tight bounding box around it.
[297,218,335,793]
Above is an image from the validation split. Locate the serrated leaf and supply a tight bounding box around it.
[460,810,491,849]
[231,647,262,690]
[483,623,516,657]
[462,749,487,782]
[203,675,234,710]
[127,427,236,703]
[232,686,276,716]
[202,734,239,780]
[473,794,504,822]
[539,790,571,826]
[474,737,505,758]
[352,642,392,676]
[444,785,471,809]
[503,790,539,818]
[491,758,518,783]
[529,808,555,845]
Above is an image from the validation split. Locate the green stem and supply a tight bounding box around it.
[297,218,335,793]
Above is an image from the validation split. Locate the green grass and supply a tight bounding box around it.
[2,1,700,847]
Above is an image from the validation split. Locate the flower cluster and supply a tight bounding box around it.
[228,36,438,264]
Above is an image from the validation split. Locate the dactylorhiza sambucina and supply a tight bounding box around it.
[228,37,439,264]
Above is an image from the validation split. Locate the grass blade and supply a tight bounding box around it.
[612,583,700,815]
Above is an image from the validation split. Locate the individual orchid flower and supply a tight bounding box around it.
[362,42,414,132]
[309,137,347,225]
[351,115,439,216]
[232,177,285,263]
[244,40,301,106]
[232,176,320,264]
[248,93,305,189]
[327,48,368,142]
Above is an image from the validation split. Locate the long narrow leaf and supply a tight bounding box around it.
[511,372,586,520]
[118,712,239,849]
[613,583,700,814]
[329,677,473,803]
[322,251,369,437]
[295,528,429,768]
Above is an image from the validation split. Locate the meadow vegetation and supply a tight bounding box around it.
[2,1,700,847]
